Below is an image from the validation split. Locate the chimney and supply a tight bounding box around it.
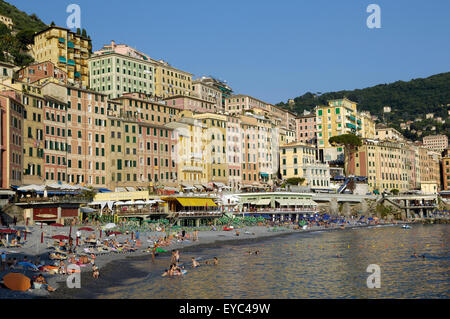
[111,40,116,49]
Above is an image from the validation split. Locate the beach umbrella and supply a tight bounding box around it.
[50,223,64,227]
[52,235,70,240]
[79,227,94,231]
[108,231,122,236]
[103,223,116,230]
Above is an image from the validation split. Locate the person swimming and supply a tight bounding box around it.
[213,257,218,265]
[192,257,200,268]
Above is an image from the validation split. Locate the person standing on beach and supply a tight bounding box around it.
[16,229,21,244]
[1,252,6,271]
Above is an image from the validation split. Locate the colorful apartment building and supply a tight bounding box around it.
[194,77,232,110]
[166,112,207,188]
[153,60,193,98]
[31,26,91,88]
[316,98,375,162]
[226,116,242,190]
[164,95,218,113]
[192,79,222,112]
[193,113,229,186]
[89,44,156,99]
[280,141,330,190]
[295,111,317,145]
[442,155,450,190]
[0,91,24,188]
[347,139,412,192]
[17,61,67,85]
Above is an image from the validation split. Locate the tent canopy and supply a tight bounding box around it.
[175,198,217,207]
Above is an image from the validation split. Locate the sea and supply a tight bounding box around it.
[54,224,449,299]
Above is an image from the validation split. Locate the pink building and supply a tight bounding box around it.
[164,95,217,114]
[0,91,24,188]
[17,61,67,84]
[295,113,316,145]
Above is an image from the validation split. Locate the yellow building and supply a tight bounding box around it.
[347,139,412,192]
[280,141,330,189]
[166,111,208,188]
[193,112,229,186]
[31,26,91,88]
[316,98,375,161]
[153,59,193,98]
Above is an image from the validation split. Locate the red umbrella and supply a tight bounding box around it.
[0,229,17,234]
[79,227,94,231]
[109,231,122,235]
[52,235,70,240]
[50,223,64,227]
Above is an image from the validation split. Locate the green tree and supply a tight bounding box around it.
[329,134,362,176]
[286,177,305,185]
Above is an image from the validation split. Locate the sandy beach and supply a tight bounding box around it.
[0,219,405,299]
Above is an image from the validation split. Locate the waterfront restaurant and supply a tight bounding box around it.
[161,196,222,227]
[237,192,318,221]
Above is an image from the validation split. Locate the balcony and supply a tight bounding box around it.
[182,166,203,172]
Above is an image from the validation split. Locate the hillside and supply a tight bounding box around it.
[277,72,450,140]
[0,0,46,32]
[0,0,48,66]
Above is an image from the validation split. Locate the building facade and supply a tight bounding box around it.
[31,26,91,88]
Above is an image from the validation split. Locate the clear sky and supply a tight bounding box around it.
[9,0,450,104]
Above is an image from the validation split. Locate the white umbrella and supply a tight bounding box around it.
[114,201,125,206]
[134,200,145,205]
[18,185,45,192]
[145,200,156,205]
[103,223,116,230]
[124,200,134,205]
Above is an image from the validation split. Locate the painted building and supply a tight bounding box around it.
[153,59,193,98]
[316,98,375,162]
[295,111,316,145]
[347,139,413,192]
[280,141,330,190]
[226,116,242,191]
[192,79,222,112]
[375,123,405,141]
[31,26,91,87]
[164,95,217,113]
[0,91,24,188]
[89,47,156,99]
[17,61,67,85]
[442,156,450,190]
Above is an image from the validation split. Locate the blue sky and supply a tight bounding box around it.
[9,0,450,104]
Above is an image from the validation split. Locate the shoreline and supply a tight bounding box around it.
[47,221,404,299]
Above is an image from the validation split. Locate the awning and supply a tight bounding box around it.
[255,198,271,206]
[275,199,291,206]
[202,184,213,190]
[259,173,269,178]
[194,184,204,190]
[213,182,226,188]
[164,186,178,192]
[176,198,217,207]
[80,207,96,213]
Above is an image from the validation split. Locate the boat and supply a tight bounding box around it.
[402,225,412,229]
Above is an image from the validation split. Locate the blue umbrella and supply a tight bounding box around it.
[368,217,374,221]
